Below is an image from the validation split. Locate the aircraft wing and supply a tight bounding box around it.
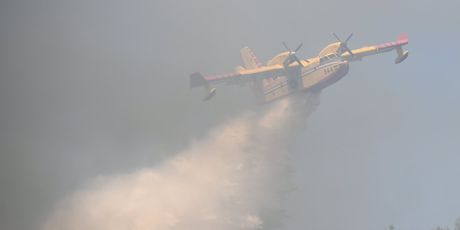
[341,33,409,64]
[190,64,299,102]
[190,65,285,88]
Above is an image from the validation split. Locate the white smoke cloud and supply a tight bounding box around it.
[42,94,320,230]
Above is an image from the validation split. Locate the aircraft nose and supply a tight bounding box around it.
[339,61,349,74]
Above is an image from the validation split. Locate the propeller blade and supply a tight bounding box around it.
[345,33,353,43]
[333,32,354,56]
[281,42,307,68]
[344,33,354,55]
[282,42,291,52]
[294,43,303,52]
[333,33,342,42]
[283,56,291,67]
[344,46,354,56]
[294,56,304,67]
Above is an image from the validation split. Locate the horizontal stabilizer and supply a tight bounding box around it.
[190,72,207,88]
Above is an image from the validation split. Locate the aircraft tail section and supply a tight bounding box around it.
[190,72,217,101]
[190,72,207,88]
[240,47,263,69]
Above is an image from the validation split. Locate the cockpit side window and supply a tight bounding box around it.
[326,54,337,59]
[320,53,337,64]
[319,56,327,64]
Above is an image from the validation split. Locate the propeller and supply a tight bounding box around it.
[333,32,354,56]
[282,42,307,68]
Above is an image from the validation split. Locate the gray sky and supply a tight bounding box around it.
[1,0,460,229]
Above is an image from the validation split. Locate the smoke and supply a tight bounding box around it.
[42,93,321,230]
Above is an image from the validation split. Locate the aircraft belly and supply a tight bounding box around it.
[258,62,348,103]
[261,76,290,102]
[301,68,328,89]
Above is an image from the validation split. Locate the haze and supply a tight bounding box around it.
[1,0,459,229]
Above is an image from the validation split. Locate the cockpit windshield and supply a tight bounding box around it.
[319,53,339,64]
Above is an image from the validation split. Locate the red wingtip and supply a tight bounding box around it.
[397,33,409,43]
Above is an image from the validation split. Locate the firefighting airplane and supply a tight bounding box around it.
[190,33,409,103]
